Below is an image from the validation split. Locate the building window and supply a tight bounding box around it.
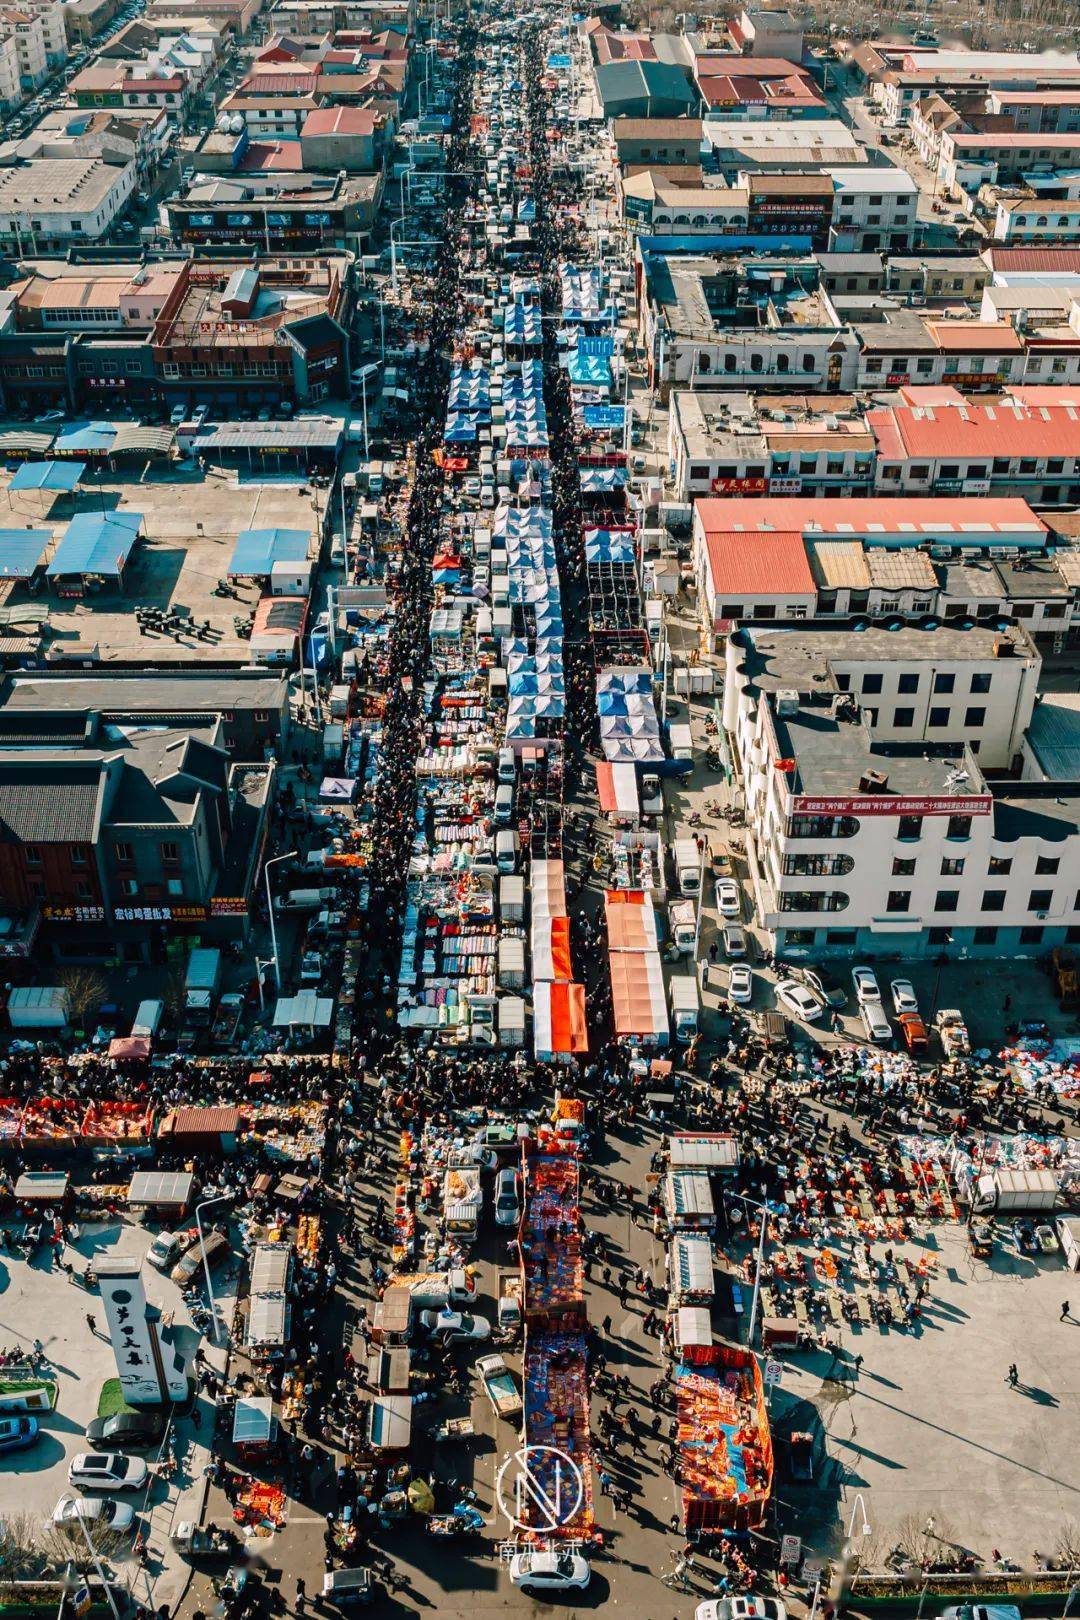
[897,673,919,693]
[1029,889,1053,912]
[935,889,959,912]
[892,857,917,876]
[778,890,850,913]
[941,857,965,876]
[982,890,1006,912]
[720,603,743,620]
[114,841,134,864]
[897,815,923,841]
[928,706,950,727]
[928,926,952,945]
[886,890,911,912]
[964,706,986,727]
[160,841,180,866]
[24,845,41,867]
[893,707,914,727]
[787,814,860,839]
[933,672,956,694]
[1036,855,1060,875]
[861,672,883,694]
[947,815,972,840]
[973,926,998,945]
[1019,925,1044,944]
[989,856,1012,874]
[71,845,89,866]
[781,852,855,877]
[121,877,139,897]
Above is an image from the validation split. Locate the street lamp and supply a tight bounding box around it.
[71,1506,121,1620]
[352,361,379,458]
[195,1191,234,1346]
[263,849,297,997]
[724,1187,773,1347]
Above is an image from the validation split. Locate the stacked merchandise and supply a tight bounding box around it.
[531,858,587,1061]
[521,1147,585,1324]
[675,1345,773,1533]
[1001,1035,1080,1097]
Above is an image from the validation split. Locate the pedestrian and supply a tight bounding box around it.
[853,1354,863,1376]
[602,1313,612,1335]
[85,1313,98,1336]
[1062,1301,1072,1321]
[295,1578,306,1613]
[1007,1362,1019,1386]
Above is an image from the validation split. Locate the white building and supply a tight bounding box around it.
[829,168,919,253]
[1,5,48,89]
[0,156,136,249]
[722,621,1079,960]
[0,24,23,106]
[23,0,65,65]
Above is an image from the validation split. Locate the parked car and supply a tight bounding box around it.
[797,966,847,1008]
[85,1410,167,1450]
[0,1415,38,1452]
[775,978,825,1023]
[67,1453,148,1493]
[696,1602,787,1620]
[860,1000,893,1044]
[417,1309,492,1343]
[890,977,919,1016]
[53,1495,135,1532]
[899,1012,928,1054]
[714,878,740,918]
[852,965,881,1005]
[146,1228,192,1271]
[727,963,753,1004]
[722,923,747,958]
[494,1167,521,1228]
[171,1227,229,1287]
[509,1549,590,1592]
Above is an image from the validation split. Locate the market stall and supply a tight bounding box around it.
[675,1344,773,1533]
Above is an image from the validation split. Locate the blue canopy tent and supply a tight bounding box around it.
[228,527,309,578]
[9,460,86,493]
[47,511,142,581]
[567,352,612,392]
[0,530,50,579]
[52,423,115,458]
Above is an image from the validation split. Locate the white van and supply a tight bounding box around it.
[494,783,514,824]
[860,1001,893,1044]
[497,748,516,783]
[495,829,519,874]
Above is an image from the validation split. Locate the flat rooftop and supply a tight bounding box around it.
[730,618,1038,696]
[0,460,320,665]
[771,697,974,799]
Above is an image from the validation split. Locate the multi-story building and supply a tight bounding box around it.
[2,6,48,91]
[828,167,919,253]
[702,118,868,179]
[722,619,1080,961]
[0,25,22,107]
[63,0,125,48]
[613,116,703,168]
[0,156,136,252]
[668,389,875,500]
[167,166,382,248]
[21,0,66,67]
[869,395,1080,506]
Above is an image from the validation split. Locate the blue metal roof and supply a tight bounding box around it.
[53,423,116,456]
[47,511,142,578]
[0,530,50,578]
[9,460,86,493]
[228,527,309,577]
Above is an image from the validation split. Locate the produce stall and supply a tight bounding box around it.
[675,1344,773,1533]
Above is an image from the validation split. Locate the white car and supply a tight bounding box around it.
[775,978,825,1023]
[696,1601,787,1620]
[494,1167,521,1228]
[509,1549,590,1592]
[714,878,740,918]
[67,1453,147,1493]
[728,963,753,1004]
[53,1495,135,1532]
[890,977,919,1016]
[418,1309,492,1343]
[852,965,881,1005]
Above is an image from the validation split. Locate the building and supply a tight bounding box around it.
[621,171,748,235]
[828,167,918,253]
[0,156,136,252]
[70,62,191,118]
[613,116,702,167]
[594,59,698,119]
[869,394,1080,506]
[745,173,833,244]
[0,716,274,957]
[167,166,382,248]
[300,104,387,171]
[990,194,1080,245]
[63,0,124,47]
[3,6,48,91]
[939,130,1080,195]
[722,619,1078,960]
[702,118,867,179]
[693,52,825,120]
[0,25,20,106]
[20,0,65,67]
[728,7,803,62]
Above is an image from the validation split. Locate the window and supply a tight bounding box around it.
[75,880,94,901]
[935,889,959,913]
[160,841,180,867]
[928,927,952,945]
[778,890,850,913]
[71,845,88,866]
[861,672,883,694]
[1020,925,1044,944]
[939,465,959,480]
[964,706,986,727]
[865,357,884,374]
[121,877,139,898]
[933,672,955,694]
[941,858,965,876]
[1036,855,1060,875]
[928,707,949,727]
[897,673,919,694]
[893,707,915,727]
[947,815,972,840]
[787,814,859,840]
[1029,889,1053,912]
[801,354,815,373]
[892,857,917,876]
[897,815,923,841]
[970,672,991,694]
[689,464,710,481]
[782,852,855,877]
[720,603,743,620]
[776,353,790,373]
[988,856,1012,875]
[114,841,134,865]
[24,845,41,867]
[973,926,998,945]
[886,890,911,912]
[982,889,1006,912]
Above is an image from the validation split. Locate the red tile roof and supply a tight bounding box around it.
[986,246,1080,272]
[703,528,814,597]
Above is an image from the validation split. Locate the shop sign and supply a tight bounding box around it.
[769,476,802,494]
[886,373,910,386]
[963,477,991,494]
[43,904,106,923]
[712,475,767,494]
[793,794,991,817]
[624,194,653,224]
[935,478,962,493]
[98,1265,163,1405]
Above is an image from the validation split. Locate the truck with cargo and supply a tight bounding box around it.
[443,1162,483,1244]
[184,948,222,1023]
[667,899,697,956]
[934,1008,970,1057]
[476,1352,523,1420]
[386,1268,476,1309]
[673,837,703,895]
[956,1166,1058,1214]
[668,722,693,766]
[498,1269,523,1334]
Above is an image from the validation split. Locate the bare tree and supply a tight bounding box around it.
[0,1511,50,1585]
[1055,1519,1080,1569]
[59,968,107,1029]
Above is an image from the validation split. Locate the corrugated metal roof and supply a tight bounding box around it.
[869,401,1080,460]
[169,1106,243,1135]
[865,548,937,590]
[704,528,814,597]
[805,538,870,590]
[1054,547,1080,587]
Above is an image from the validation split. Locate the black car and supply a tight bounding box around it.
[85,1410,167,1450]
[797,966,848,1008]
